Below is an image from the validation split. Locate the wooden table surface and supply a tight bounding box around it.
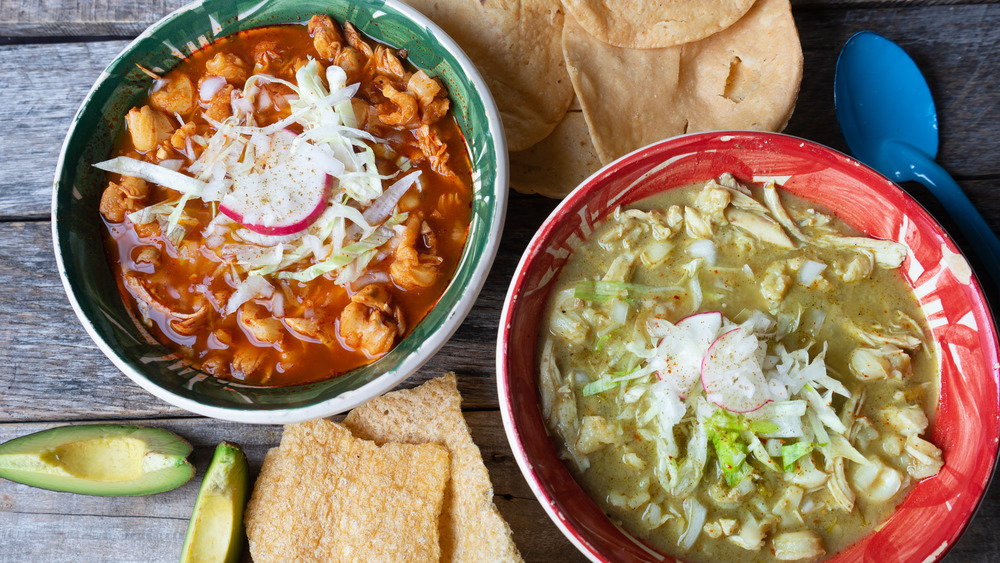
[1,1,999,561]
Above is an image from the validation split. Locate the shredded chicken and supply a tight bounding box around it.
[123,272,212,336]
[170,302,213,336]
[378,82,419,128]
[338,284,404,356]
[372,45,407,81]
[149,75,196,115]
[205,52,248,84]
[238,302,286,346]
[390,215,443,290]
[125,105,174,152]
[231,347,272,382]
[725,207,794,248]
[335,46,365,83]
[343,21,373,57]
[252,40,284,72]
[307,14,343,60]
[99,176,149,223]
[414,124,453,177]
[407,70,450,124]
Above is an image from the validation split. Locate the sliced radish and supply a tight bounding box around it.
[654,311,723,398]
[701,328,772,413]
[220,130,337,236]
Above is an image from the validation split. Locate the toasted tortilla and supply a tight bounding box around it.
[245,419,450,563]
[561,0,756,49]
[510,110,602,198]
[345,373,523,562]
[398,0,573,151]
[563,0,803,164]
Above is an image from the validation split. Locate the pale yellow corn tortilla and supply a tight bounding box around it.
[510,110,602,198]
[563,0,803,164]
[345,373,523,562]
[561,0,757,49]
[400,0,574,151]
[244,419,450,563]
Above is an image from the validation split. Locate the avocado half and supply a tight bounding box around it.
[180,441,249,563]
[0,424,194,496]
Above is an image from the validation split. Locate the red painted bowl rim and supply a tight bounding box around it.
[497,131,1000,563]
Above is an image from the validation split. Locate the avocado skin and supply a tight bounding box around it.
[179,441,249,563]
[0,424,194,496]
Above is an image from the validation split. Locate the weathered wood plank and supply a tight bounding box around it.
[2,0,997,38]
[787,3,1000,176]
[0,194,558,420]
[0,40,127,220]
[0,414,585,562]
[1,5,999,220]
[0,0,189,38]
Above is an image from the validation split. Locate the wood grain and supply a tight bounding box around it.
[3,0,999,38]
[0,415,586,563]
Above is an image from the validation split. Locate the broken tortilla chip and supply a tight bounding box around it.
[561,0,757,49]
[245,419,450,563]
[345,373,523,562]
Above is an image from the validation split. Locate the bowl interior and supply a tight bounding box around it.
[53,0,504,419]
[500,131,1000,562]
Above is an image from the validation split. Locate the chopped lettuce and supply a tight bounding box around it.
[782,441,815,471]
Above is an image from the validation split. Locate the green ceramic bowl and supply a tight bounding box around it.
[52,0,507,423]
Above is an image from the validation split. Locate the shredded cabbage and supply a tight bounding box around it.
[94,56,418,293]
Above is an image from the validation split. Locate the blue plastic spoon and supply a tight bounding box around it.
[834,31,1000,286]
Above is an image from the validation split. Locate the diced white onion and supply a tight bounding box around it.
[797,259,827,286]
[199,76,228,102]
[611,299,629,324]
[687,239,717,265]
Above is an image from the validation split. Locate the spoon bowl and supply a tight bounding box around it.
[835,30,1000,288]
[835,31,939,169]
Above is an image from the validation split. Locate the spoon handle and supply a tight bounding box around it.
[891,141,1000,287]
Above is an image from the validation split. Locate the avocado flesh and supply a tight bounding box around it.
[0,425,194,496]
[180,442,249,563]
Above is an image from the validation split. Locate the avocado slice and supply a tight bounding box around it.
[179,441,249,563]
[0,424,194,496]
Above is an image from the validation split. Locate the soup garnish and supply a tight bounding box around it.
[95,16,472,386]
[538,174,942,561]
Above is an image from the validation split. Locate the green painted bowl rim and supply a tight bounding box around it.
[51,0,507,423]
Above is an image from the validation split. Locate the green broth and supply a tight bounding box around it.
[539,176,940,562]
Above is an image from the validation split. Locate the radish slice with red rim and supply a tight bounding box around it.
[655,311,723,398]
[220,131,337,236]
[701,327,773,413]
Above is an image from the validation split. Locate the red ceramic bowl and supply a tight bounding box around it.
[497,131,1000,562]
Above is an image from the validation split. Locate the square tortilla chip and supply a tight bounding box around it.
[245,419,450,563]
[344,373,523,562]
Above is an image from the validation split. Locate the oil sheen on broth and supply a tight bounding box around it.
[96,17,471,386]
[538,175,942,561]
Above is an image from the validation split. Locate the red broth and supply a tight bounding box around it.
[99,19,471,386]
